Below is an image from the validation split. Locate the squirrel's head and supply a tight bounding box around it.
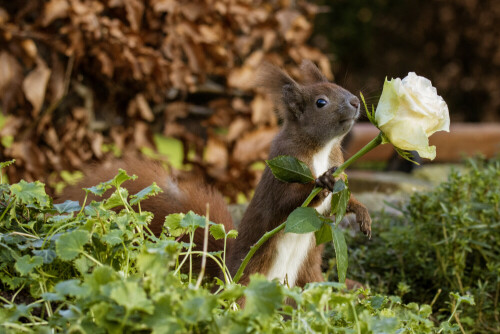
[258,60,360,146]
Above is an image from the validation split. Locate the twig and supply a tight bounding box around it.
[195,204,210,289]
[430,289,442,308]
[454,310,466,334]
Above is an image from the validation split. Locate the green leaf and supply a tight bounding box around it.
[130,183,163,206]
[56,230,90,261]
[227,229,238,239]
[10,180,50,207]
[85,266,118,293]
[266,155,314,184]
[360,92,377,127]
[315,222,333,245]
[244,275,283,317]
[110,169,137,188]
[101,229,125,246]
[209,224,225,240]
[330,180,350,225]
[32,249,57,264]
[331,225,348,283]
[0,160,15,169]
[84,181,113,197]
[104,188,129,210]
[53,200,81,214]
[180,211,206,230]
[285,207,323,234]
[15,255,43,275]
[55,279,90,297]
[110,281,154,314]
[394,146,419,165]
[164,213,185,237]
[451,292,475,305]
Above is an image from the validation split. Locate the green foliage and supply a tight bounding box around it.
[331,225,348,284]
[265,155,315,184]
[330,179,351,224]
[284,207,323,234]
[333,156,499,333]
[0,161,452,333]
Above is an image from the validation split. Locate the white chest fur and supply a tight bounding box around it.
[312,138,338,216]
[266,232,314,286]
[266,139,338,286]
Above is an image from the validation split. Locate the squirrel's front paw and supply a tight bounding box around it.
[347,202,372,239]
[315,166,338,191]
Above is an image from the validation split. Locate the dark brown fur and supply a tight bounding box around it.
[60,60,371,287]
[61,158,234,278]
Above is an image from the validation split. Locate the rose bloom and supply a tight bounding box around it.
[375,72,450,160]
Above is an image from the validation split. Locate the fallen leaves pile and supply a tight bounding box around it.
[0,0,332,200]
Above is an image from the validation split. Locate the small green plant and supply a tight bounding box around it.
[335,156,499,333]
[0,160,465,333]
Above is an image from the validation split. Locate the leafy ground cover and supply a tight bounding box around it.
[325,156,500,333]
[0,159,476,333]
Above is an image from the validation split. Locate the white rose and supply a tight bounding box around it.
[374,72,450,160]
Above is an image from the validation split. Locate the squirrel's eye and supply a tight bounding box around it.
[316,98,328,108]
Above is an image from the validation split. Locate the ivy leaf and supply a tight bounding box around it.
[285,207,323,234]
[55,279,90,298]
[53,200,81,214]
[15,255,43,275]
[315,222,333,245]
[244,275,283,317]
[331,225,348,283]
[110,169,137,188]
[180,211,206,230]
[130,183,163,206]
[101,229,124,246]
[104,188,130,210]
[209,224,226,240]
[10,180,50,207]
[0,160,15,169]
[164,213,185,237]
[32,249,57,264]
[85,266,118,293]
[56,230,90,261]
[450,292,475,305]
[330,179,351,225]
[110,281,154,314]
[227,230,238,239]
[84,181,113,197]
[266,155,314,184]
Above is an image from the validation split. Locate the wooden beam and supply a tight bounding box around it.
[345,123,500,162]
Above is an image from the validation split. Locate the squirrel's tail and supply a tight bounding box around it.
[59,157,235,278]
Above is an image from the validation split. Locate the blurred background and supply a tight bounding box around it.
[0,0,499,200]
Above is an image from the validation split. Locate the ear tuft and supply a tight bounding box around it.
[255,63,304,120]
[299,60,328,84]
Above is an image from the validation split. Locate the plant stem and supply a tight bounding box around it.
[232,132,384,284]
[233,222,286,283]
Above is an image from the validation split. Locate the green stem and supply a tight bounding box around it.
[232,132,384,284]
[233,222,286,283]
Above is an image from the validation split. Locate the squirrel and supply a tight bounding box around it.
[60,60,371,287]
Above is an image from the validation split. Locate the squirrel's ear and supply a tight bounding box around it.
[300,60,328,84]
[256,63,304,120]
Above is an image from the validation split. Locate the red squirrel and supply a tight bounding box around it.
[61,60,371,287]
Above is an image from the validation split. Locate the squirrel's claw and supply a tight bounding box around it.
[347,201,372,239]
[314,166,338,191]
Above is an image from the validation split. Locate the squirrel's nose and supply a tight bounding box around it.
[349,96,360,110]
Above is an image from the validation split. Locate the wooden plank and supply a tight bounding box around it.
[345,123,500,162]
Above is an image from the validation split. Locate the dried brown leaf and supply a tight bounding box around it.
[233,127,278,164]
[22,59,52,116]
[42,0,70,26]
